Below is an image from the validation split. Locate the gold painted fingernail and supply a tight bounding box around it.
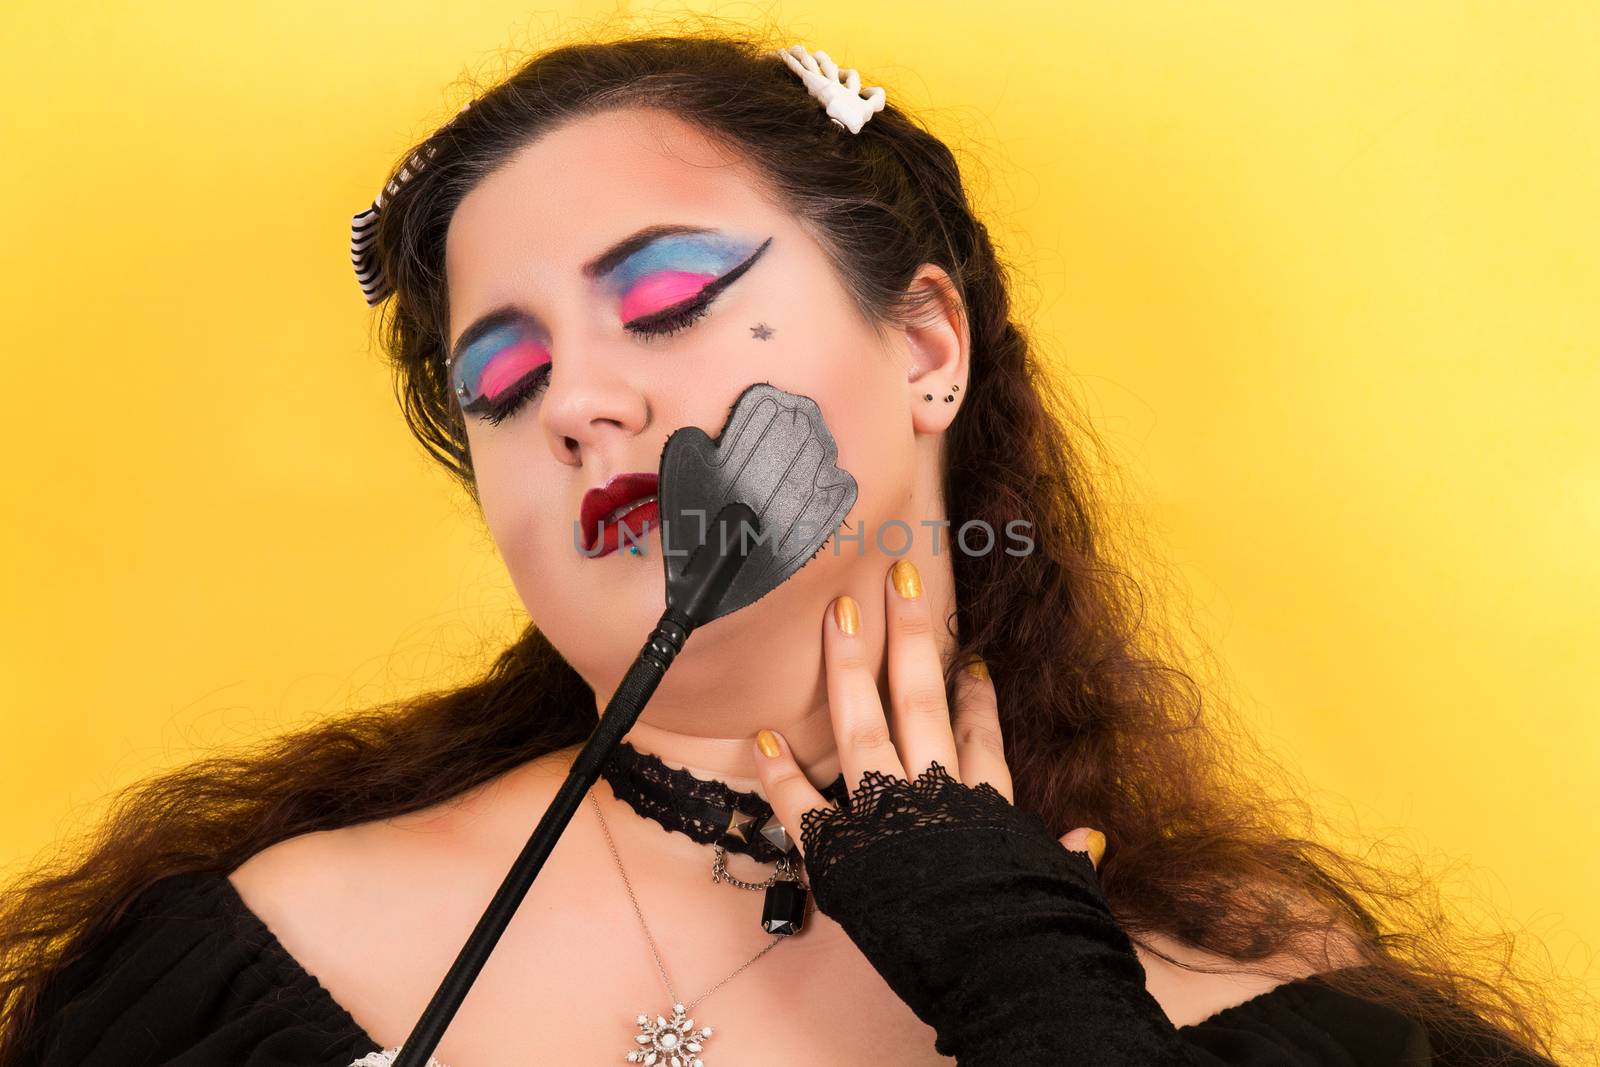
[891,558,922,599]
[756,729,781,759]
[1085,829,1107,867]
[833,595,859,635]
[964,658,989,680]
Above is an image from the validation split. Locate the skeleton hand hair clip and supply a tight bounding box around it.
[776,44,887,135]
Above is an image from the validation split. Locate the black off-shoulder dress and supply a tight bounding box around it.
[25,767,1560,1067]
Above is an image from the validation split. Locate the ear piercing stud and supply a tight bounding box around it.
[923,384,960,402]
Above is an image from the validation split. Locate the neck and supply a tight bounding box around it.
[615,715,844,798]
[599,557,957,806]
[605,606,852,801]
[578,599,854,883]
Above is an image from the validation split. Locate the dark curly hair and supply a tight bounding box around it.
[2,16,1590,1065]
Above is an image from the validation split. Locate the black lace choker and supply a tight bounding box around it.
[597,739,852,864]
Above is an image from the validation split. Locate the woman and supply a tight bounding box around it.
[0,28,1575,1067]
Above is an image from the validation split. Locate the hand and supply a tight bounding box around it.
[750,557,1106,875]
[775,44,887,134]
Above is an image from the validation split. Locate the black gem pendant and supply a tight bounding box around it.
[762,877,808,936]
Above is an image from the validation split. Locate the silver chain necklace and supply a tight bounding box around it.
[590,791,802,1066]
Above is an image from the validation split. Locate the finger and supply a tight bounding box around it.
[751,727,830,863]
[1058,827,1107,871]
[814,50,839,80]
[778,48,819,89]
[884,559,960,781]
[826,593,906,794]
[950,658,1012,802]
[779,46,817,81]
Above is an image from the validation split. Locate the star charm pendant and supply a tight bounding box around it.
[626,1002,713,1065]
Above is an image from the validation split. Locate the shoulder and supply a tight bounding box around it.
[224,746,581,991]
[1134,927,1364,1029]
[229,744,582,913]
[1133,887,1370,1031]
[226,823,377,951]
[224,804,466,996]
[31,870,370,1065]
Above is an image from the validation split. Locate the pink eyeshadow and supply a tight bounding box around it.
[480,339,551,401]
[620,270,717,323]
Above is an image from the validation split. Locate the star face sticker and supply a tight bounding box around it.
[749,322,774,340]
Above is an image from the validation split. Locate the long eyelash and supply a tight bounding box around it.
[627,236,772,342]
[624,295,714,340]
[481,365,552,427]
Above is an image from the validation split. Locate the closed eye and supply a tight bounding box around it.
[478,366,552,427]
[623,235,773,340]
[470,235,774,426]
[623,291,716,339]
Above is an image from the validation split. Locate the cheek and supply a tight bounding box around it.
[472,448,567,570]
[761,340,917,529]
[839,391,918,527]
[490,489,597,638]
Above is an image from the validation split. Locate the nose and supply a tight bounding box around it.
[537,344,651,466]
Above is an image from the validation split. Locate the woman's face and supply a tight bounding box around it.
[443,106,965,699]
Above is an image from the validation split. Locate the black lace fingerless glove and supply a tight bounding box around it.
[798,761,1201,1067]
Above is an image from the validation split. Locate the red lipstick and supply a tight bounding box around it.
[580,472,660,557]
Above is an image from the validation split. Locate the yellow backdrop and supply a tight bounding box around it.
[2,0,1594,1048]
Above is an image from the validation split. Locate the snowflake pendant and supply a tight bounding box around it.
[626,1001,713,1066]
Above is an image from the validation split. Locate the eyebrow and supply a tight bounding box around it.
[449,223,722,368]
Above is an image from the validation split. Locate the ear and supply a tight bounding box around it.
[897,264,970,434]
